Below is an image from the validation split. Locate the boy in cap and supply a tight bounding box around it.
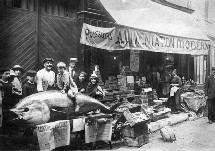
[36,58,56,92]
[11,65,25,96]
[56,62,77,93]
[23,70,37,98]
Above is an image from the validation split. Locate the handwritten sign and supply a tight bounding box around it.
[36,120,70,151]
[80,23,209,55]
[85,119,112,143]
[130,50,139,72]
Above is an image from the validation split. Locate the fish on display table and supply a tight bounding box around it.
[9,90,112,127]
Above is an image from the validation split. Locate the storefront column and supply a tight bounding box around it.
[194,56,206,84]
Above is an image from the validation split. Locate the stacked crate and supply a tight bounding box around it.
[117,74,127,92]
[103,76,118,100]
[121,108,149,147]
[94,65,104,89]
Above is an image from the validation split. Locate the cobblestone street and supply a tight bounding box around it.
[114,117,215,151]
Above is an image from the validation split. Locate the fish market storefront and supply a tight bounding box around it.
[80,23,210,90]
[76,18,210,146]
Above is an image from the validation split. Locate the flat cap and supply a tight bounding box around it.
[69,58,78,62]
[10,70,15,76]
[26,70,37,76]
[57,62,66,68]
[212,66,215,70]
[12,65,25,73]
[89,73,97,79]
[43,58,54,64]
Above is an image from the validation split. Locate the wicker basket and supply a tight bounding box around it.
[183,96,205,112]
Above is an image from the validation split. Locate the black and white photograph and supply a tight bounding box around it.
[0,0,215,150]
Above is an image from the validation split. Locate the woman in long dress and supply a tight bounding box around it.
[169,69,182,113]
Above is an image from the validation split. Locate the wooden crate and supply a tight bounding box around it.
[124,134,149,147]
[121,123,148,138]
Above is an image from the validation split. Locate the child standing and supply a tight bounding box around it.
[23,70,37,98]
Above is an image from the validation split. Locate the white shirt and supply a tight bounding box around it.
[68,67,76,79]
[12,77,22,95]
[36,68,55,92]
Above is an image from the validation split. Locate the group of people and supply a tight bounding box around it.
[0,57,105,133]
[37,57,104,100]
[146,65,182,113]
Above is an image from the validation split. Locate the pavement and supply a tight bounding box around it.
[112,117,215,151]
[148,112,189,133]
[107,112,194,150]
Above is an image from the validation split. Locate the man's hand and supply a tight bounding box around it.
[205,96,208,100]
[96,91,102,95]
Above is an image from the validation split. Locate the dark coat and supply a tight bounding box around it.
[22,82,37,98]
[205,75,215,99]
[66,67,80,82]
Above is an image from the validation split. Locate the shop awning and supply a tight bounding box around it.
[80,0,211,55]
[100,0,209,41]
[80,23,210,55]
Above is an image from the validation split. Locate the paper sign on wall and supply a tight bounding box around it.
[130,50,139,72]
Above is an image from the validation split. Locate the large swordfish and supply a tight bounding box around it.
[10,90,112,127]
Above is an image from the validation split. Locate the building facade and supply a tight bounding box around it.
[0,0,213,84]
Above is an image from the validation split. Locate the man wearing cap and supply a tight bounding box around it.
[205,66,215,124]
[36,58,56,92]
[23,70,37,98]
[68,58,80,83]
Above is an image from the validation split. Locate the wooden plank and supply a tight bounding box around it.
[29,0,35,11]
[0,6,37,77]
[46,0,53,15]
[52,0,58,16]
[5,0,13,7]
[39,14,77,69]
[21,0,28,9]
[58,0,65,17]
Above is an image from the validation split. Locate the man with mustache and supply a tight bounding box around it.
[36,58,56,92]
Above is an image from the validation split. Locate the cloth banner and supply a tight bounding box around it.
[80,23,210,55]
[36,120,70,151]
